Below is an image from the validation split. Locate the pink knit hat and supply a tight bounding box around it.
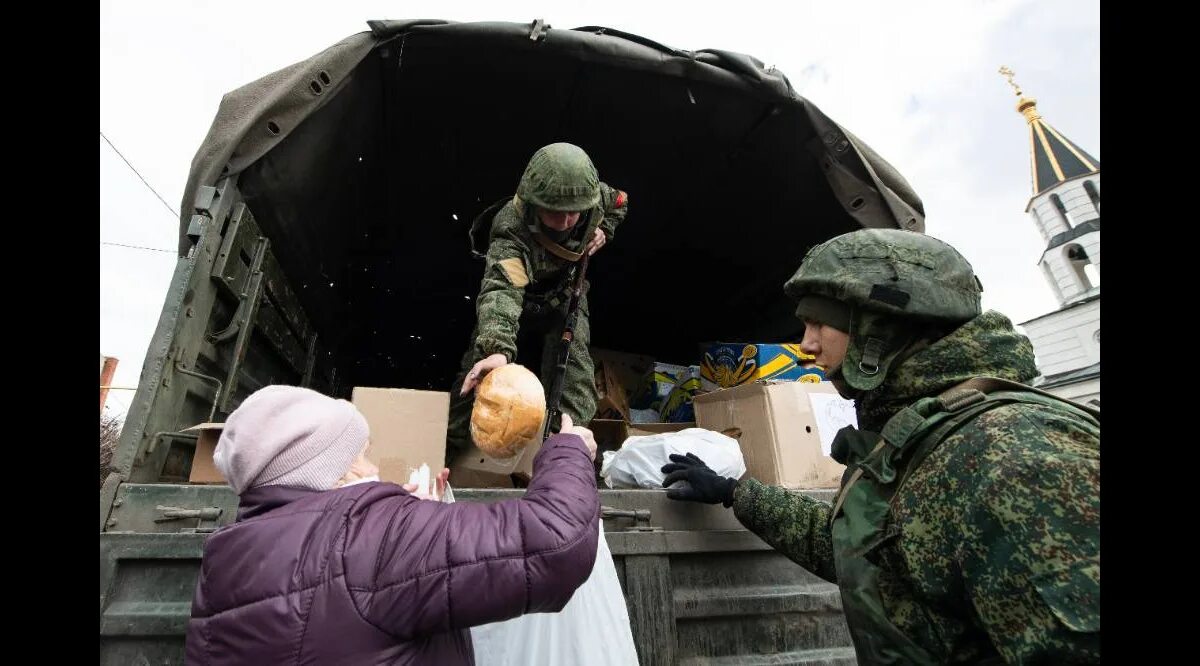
[213,385,369,494]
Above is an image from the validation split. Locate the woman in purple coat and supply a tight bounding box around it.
[185,384,600,665]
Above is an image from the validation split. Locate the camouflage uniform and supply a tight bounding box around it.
[446,143,628,464]
[730,230,1100,664]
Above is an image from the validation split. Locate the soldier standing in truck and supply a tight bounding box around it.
[446,142,629,463]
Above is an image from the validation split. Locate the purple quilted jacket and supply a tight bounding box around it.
[185,433,600,665]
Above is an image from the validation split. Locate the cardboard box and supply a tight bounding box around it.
[186,422,226,484]
[351,387,449,485]
[185,387,450,487]
[592,347,660,423]
[594,360,630,421]
[448,435,543,488]
[590,347,655,396]
[444,462,516,489]
[590,419,630,457]
[700,343,825,391]
[694,382,854,488]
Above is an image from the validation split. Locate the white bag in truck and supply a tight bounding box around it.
[468,520,639,665]
[600,428,746,489]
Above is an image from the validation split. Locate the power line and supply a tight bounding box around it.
[100,130,180,220]
[100,240,176,254]
[105,393,131,417]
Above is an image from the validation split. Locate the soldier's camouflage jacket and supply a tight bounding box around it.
[732,310,1100,663]
[473,182,627,361]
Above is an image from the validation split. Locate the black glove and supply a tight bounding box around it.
[660,452,738,507]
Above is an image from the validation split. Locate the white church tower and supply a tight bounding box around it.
[1001,67,1099,406]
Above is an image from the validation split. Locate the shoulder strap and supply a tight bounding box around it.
[941,376,1099,422]
[469,198,511,259]
[530,230,584,262]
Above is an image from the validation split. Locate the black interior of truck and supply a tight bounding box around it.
[236,27,864,395]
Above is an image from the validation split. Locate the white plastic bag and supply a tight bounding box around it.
[599,428,746,489]
[469,520,639,665]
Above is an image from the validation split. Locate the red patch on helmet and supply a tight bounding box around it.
[614,190,627,208]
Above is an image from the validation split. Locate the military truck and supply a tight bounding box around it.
[99,18,925,665]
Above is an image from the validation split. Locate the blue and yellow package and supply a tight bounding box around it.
[629,362,689,414]
[659,366,703,422]
[700,343,825,391]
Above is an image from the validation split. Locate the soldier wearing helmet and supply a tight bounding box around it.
[663,229,1100,664]
[446,143,629,464]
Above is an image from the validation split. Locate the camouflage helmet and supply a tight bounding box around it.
[516,143,601,212]
[784,228,983,392]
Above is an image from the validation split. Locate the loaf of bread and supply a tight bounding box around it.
[470,364,546,458]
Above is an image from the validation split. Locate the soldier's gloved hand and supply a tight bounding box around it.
[660,453,738,507]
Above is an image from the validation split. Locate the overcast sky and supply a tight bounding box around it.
[100,0,1099,417]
